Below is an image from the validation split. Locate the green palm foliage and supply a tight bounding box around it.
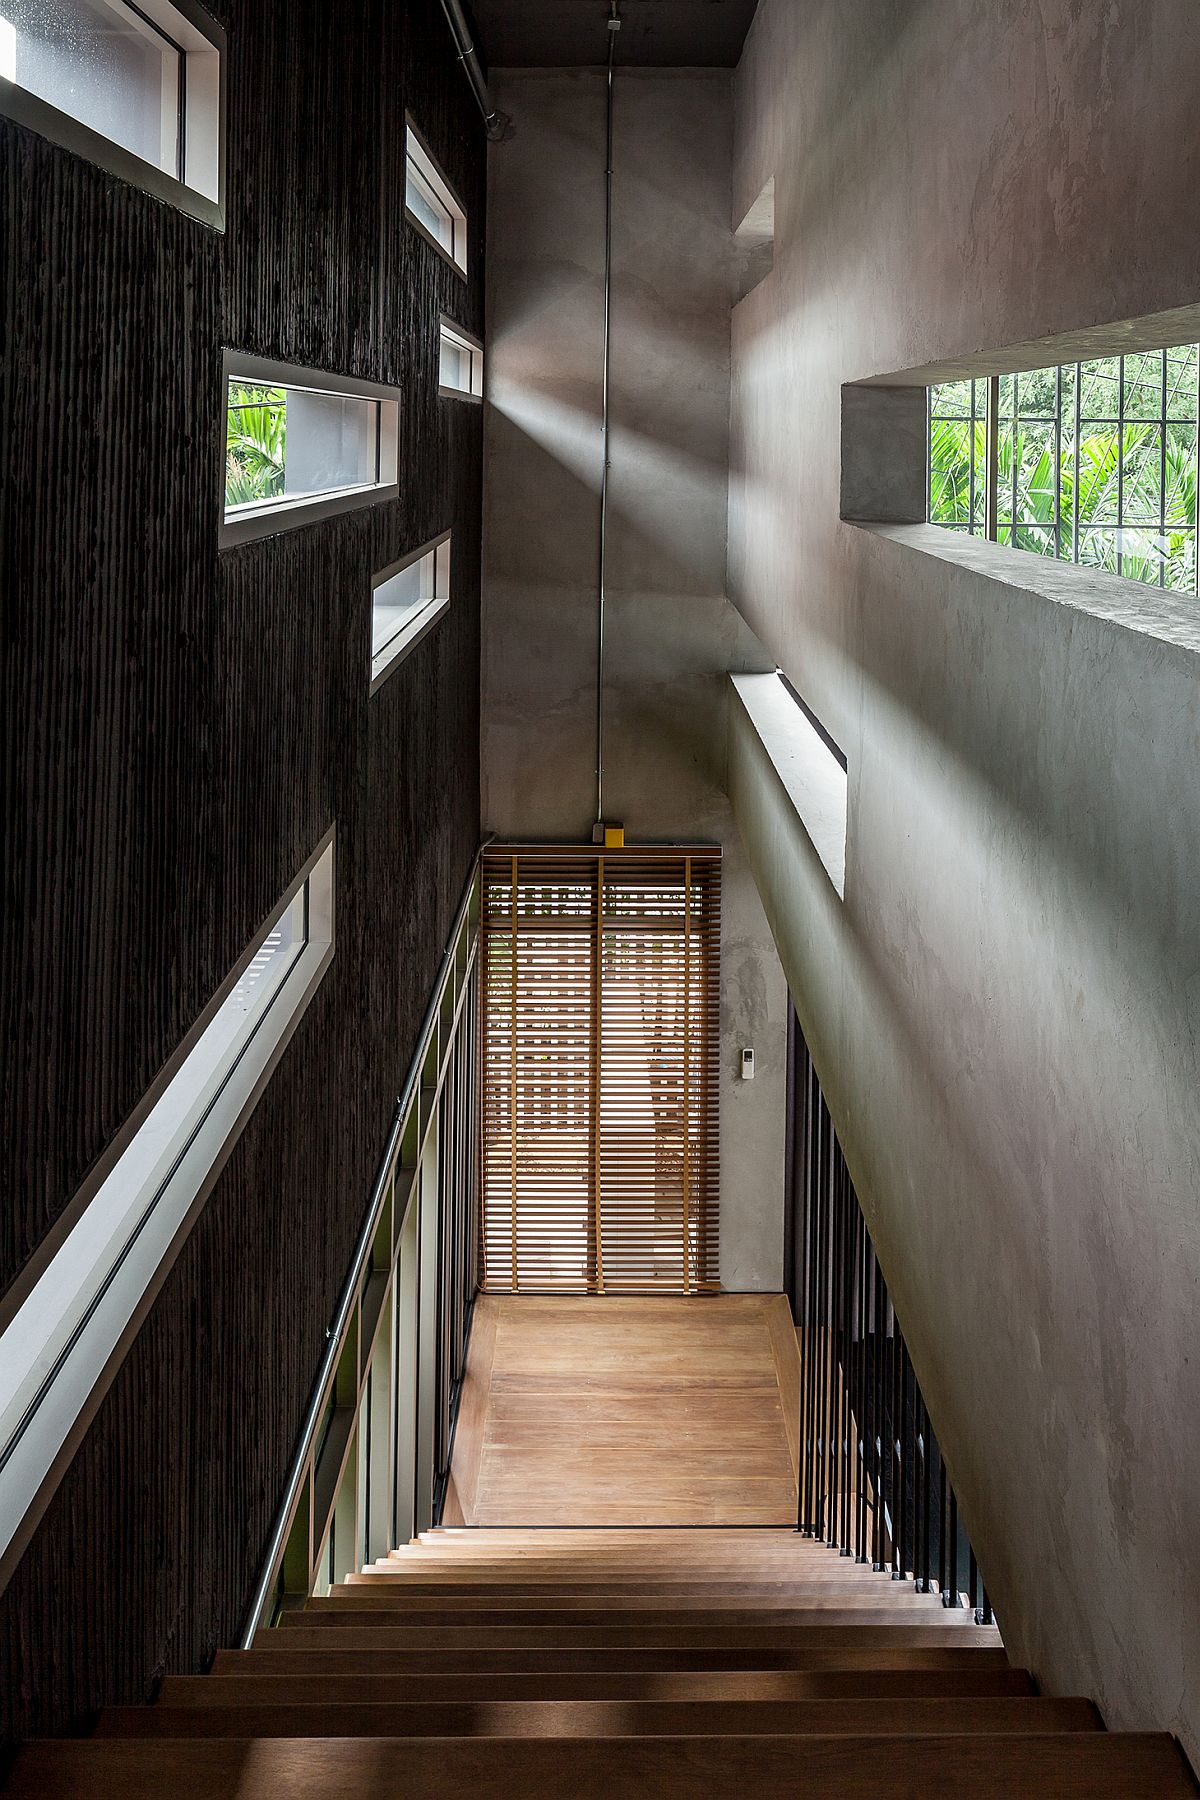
[225,383,286,506]
[929,353,1199,594]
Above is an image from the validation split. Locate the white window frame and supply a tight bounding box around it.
[370,532,451,695]
[0,0,225,230]
[404,117,467,276]
[221,351,400,549]
[0,828,336,1588]
[438,315,483,402]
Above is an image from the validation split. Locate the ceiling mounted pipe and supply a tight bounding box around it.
[438,0,509,139]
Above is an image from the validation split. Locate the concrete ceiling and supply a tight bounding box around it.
[471,0,760,69]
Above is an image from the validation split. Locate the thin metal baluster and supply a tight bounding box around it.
[894,1338,909,1581]
[943,1484,961,1608]
[921,1389,928,1591]
[797,1053,813,1533]
[920,1395,934,1594]
[838,1160,850,1556]
[816,1095,830,1543]
[855,1203,868,1563]
[892,1310,899,1576]
[979,1581,994,1628]
[877,1252,888,1576]
[803,1059,820,1534]
[827,1138,841,1550]
[938,1451,948,1600]
[969,1544,980,1620]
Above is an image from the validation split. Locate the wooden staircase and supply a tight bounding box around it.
[7,1527,1195,1795]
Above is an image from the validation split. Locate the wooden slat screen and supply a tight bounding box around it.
[480,844,720,1294]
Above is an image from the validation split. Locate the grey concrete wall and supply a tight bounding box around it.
[729,0,1200,1763]
[482,68,786,1291]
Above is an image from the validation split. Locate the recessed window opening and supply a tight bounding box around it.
[439,317,483,400]
[371,533,451,693]
[222,353,399,547]
[0,0,223,222]
[0,832,336,1577]
[405,120,467,275]
[928,345,1200,594]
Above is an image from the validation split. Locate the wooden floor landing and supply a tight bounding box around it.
[447,1295,801,1527]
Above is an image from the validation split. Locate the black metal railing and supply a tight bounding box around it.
[785,1004,992,1622]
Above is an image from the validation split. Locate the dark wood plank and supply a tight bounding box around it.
[9,1732,1195,1798]
[94,1696,1100,1738]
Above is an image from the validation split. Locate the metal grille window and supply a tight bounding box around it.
[480,845,720,1295]
[928,347,1200,593]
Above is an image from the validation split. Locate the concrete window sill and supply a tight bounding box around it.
[853,521,1200,663]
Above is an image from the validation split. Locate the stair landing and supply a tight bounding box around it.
[450,1293,800,1525]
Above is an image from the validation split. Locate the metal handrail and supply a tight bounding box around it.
[238,850,483,1647]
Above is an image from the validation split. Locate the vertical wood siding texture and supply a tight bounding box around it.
[0,0,483,1745]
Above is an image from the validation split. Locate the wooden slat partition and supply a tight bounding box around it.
[480,845,721,1294]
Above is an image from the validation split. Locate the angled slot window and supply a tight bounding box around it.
[928,346,1199,594]
[223,352,400,547]
[405,119,467,275]
[0,832,336,1581]
[439,317,483,400]
[0,0,224,227]
[371,532,451,693]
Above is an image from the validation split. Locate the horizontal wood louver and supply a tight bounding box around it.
[480,845,720,1295]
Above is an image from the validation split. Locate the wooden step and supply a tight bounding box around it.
[215,1644,1014,1676]
[313,1601,960,1625]
[95,1695,1100,1739]
[10,1731,1194,1797]
[338,1578,972,1597]
[261,1621,1002,1650]
[158,1666,1041,1705]
[329,1591,959,1615]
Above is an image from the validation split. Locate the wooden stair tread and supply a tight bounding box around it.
[11,1732,1194,1798]
[161,1667,1040,1704]
[214,1644,1015,1675]
[310,1602,966,1624]
[94,1696,1100,1738]
[261,1621,1003,1648]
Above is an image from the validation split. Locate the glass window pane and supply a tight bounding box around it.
[1165,345,1198,420]
[1078,526,1120,573]
[1123,351,1165,422]
[928,417,975,525]
[930,380,973,418]
[1163,532,1196,594]
[1013,420,1056,526]
[1013,524,1055,557]
[1018,366,1056,416]
[225,381,379,512]
[282,391,378,498]
[1077,427,1120,524]
[373,552,435,656]
[1165,421,1198,526]
[1079,358,1120,421]
[226,385,286,507]
[407,161,452,251]
[1120,424,1162,523]
[440,336,469,391]
[4,0,180,176]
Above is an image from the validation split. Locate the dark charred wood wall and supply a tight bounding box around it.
[0,0,484,1746]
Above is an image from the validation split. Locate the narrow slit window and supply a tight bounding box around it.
[223,353,399,546]
[928,346,1200,595]
[0,0,224,224]
[371,533,451,692]
[0,833,336,1577]
[405,120,467,275]
[439,318,483,400]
